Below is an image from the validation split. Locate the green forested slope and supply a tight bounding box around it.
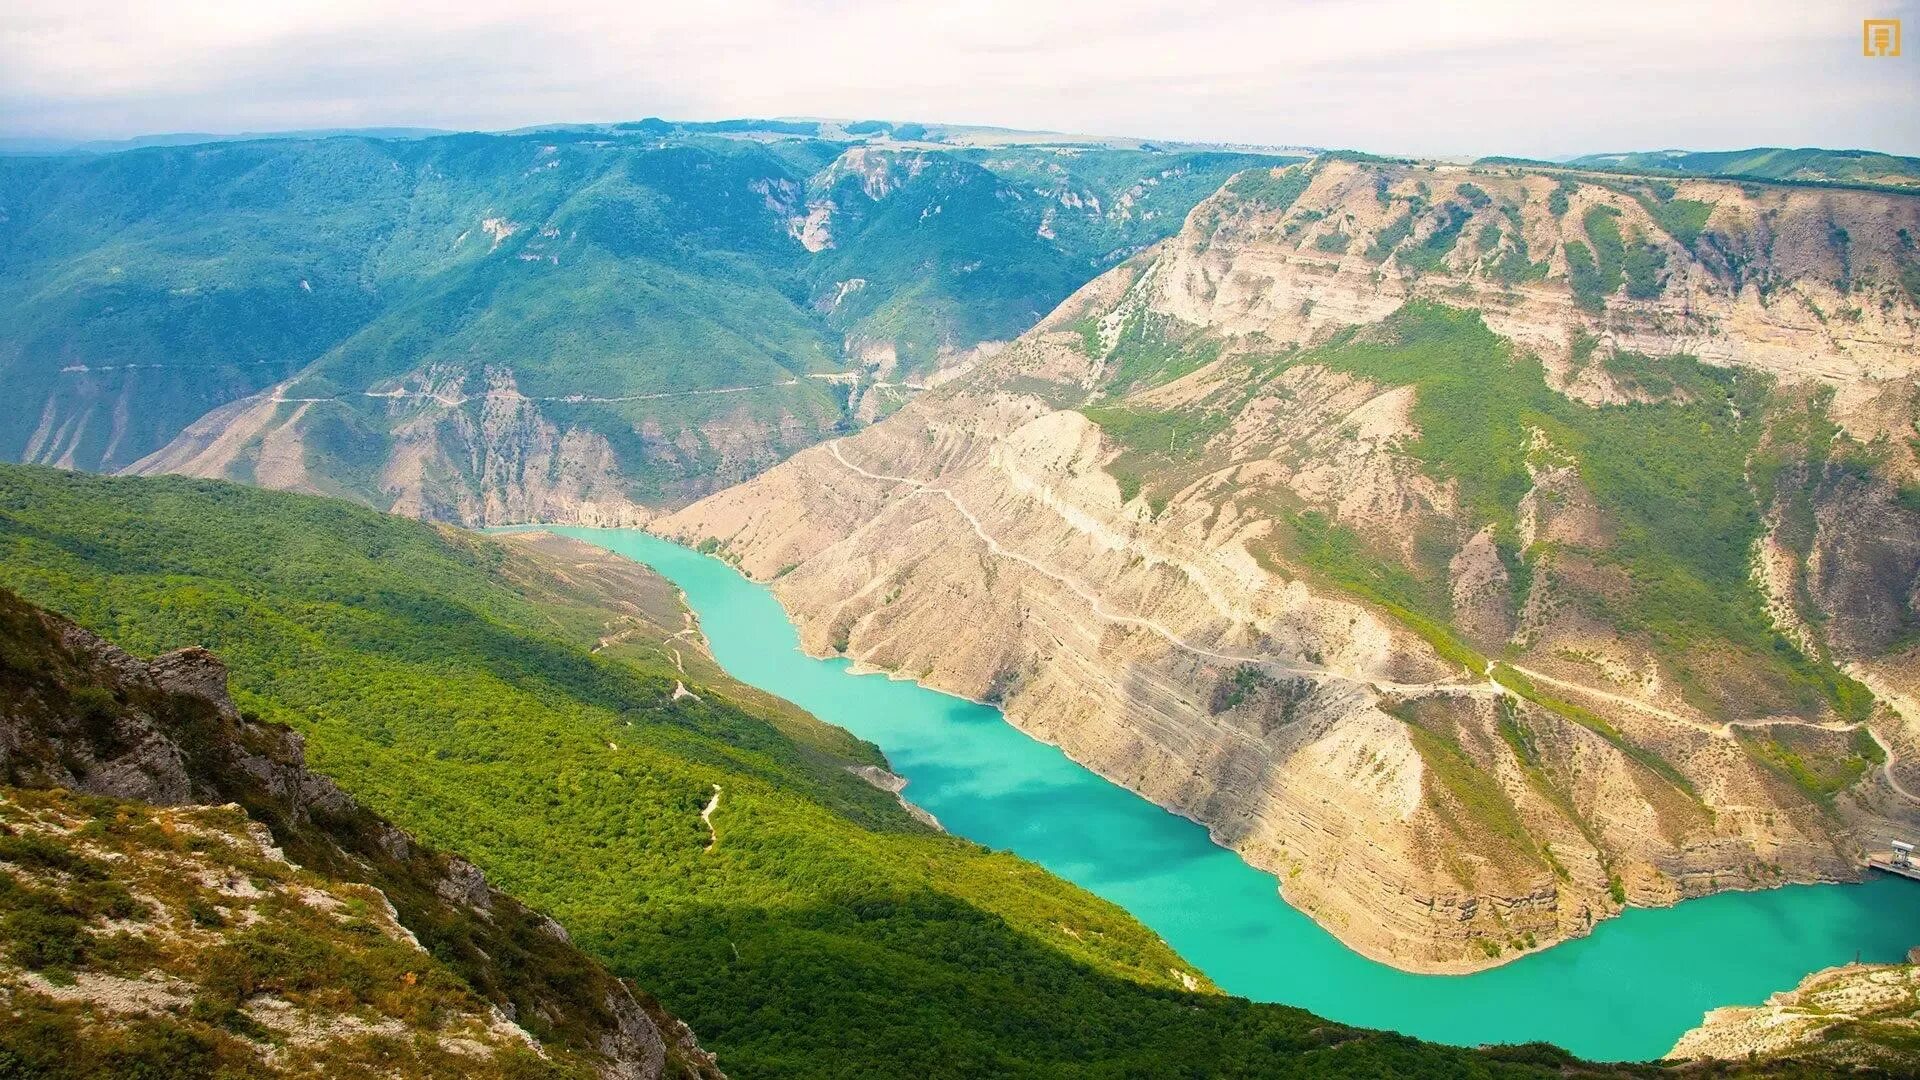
[0,128,1273,502]
[0,464,1653,1079]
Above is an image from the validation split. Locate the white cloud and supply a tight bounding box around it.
[1,0,1915,156]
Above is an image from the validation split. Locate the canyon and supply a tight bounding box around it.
[658,156,1920,973]
[10,127,1920,1070]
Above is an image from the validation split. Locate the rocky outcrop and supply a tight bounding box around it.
[0,589,722,1079]
[1670,955,1920,1068]
[847,764,944,830]
[661,159,1920,973]
[1,787,575,1077]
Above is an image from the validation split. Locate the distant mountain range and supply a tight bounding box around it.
[1,122,1289,519]
[0,117,1312,158]
[1497,147,1920,190]
[0,127,455,156]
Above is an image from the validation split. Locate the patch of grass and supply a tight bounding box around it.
[1399,716,1545,875]
[2,908,90,970]
[1278,511,1486,672]
[1492,247,1549,286]
[1224,164,1312,213]
[1736,725,1880,808]
[1637,196,1713,248]
[1097,310,1221,394]
[1081,403,1231,514]
[1071,313,1104,357]
[1366,213,1415,261]
[1396,203,1472,274]
[1547,180,1578,217]
[1491,664,1696,800]
[1455,183,1492,209]
[1563,241,1602,311]
[1622,231,1666,299]
[1566,206,1626,312]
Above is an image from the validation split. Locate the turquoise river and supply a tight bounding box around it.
[534,526,1920,1063]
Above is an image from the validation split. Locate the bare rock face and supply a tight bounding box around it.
[128,366,662,528]
[126,360,846,528]
[145,646,243,718]
[662,159,1920,973]
[377,367,659,527]
[436,857,495,914]
[847,764,944,830]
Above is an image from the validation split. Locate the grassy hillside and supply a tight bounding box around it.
[0,464,1653,1079]
[0,129,1271,505]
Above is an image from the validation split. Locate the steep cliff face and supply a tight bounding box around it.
[661,158,1920,972]
[0,589,722,1079]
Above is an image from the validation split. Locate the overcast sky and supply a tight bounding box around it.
[3,0,1917,159]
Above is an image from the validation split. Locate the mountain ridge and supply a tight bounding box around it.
[0,126,1284,521]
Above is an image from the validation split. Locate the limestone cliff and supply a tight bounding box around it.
[660,158,1920,973]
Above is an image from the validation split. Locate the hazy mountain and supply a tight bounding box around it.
[0,127,455,156]
[1561,148,1920,190]
[0,125,1284,518]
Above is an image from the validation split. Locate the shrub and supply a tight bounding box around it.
[4,909,89,970]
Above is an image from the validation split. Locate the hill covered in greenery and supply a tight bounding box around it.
[0,463,1687,1078]
[0,127,1280,515]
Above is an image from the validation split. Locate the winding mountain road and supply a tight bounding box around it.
[824,440,1920,807]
